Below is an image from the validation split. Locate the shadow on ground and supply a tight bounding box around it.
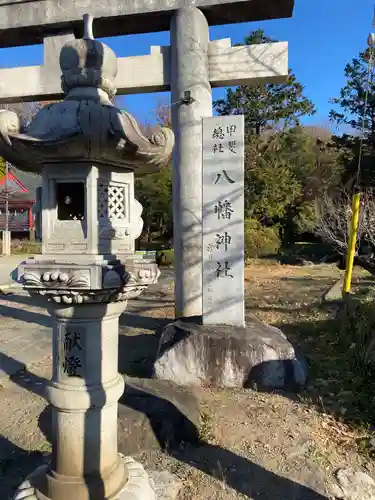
[118,312,170,377]
[0,280,335,499]
[0,352,46,398]
[0,436,48,500]
[0,354,48,498]
[0,293,39,307]
[280,314,375,429]
[38,386,328,500]
[171,444,327,499]
[1,338,329,499]
[0,303,51,328]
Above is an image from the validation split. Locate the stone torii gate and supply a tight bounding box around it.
[0,0,293,318]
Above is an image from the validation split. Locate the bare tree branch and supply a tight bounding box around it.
[315,189,375,263]
[0,101,41,131]
[316,192,353,253]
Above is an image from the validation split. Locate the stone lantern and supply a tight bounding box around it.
[0,14,174,500]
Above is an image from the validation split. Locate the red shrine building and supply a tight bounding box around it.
[0,165,41,237]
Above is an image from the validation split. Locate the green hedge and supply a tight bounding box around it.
[155,221,280,264]
[244,219,281,260]
[10,240,41,254]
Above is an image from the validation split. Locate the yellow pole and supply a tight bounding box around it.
[343,192,361,294]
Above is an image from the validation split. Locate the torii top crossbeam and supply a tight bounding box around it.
[0,0,294,48]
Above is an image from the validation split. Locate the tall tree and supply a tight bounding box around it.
[329,46,375,188]
[0,102,41,179]
[135,165,172,241]
[134,102,173,242]
[155,99,172,128]
[0,101,41,132]
[244,126,343,244]
[214,29,316,135]
[329,48,375,140]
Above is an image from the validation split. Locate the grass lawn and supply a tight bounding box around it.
[245,261,375,432]
[141,261,375,499]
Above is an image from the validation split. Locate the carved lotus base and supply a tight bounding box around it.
[16,256,160,304]
[11,457,156,500]
[117,456,156,500]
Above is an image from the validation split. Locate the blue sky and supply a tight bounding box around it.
[0,0,374,130]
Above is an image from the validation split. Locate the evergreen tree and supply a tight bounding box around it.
[214,29,316,135]
[330,46,375,187]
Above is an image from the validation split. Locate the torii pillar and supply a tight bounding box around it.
[171,7,212,318]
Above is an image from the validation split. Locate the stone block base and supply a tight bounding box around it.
[154,317,308,391]
[12,456,155,500]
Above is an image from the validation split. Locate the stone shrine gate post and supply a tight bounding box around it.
[0,0,293,319]
[170,7,212,318]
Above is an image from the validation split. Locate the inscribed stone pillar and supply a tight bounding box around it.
[202,115,245,326]
[48,303,125,475]
[42,302,128,499]
[170,7,212,318]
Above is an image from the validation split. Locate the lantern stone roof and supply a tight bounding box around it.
[0,14,174,175]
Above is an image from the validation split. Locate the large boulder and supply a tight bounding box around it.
[39,377,201,457]
[323,278,344,303]
[148,471,182,500]
[331,469,375,500]
[153,318,307,391]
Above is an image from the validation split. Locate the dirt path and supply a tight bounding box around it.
[0,262,374,499]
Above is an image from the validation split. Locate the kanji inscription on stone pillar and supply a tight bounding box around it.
[202,115,245,326]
